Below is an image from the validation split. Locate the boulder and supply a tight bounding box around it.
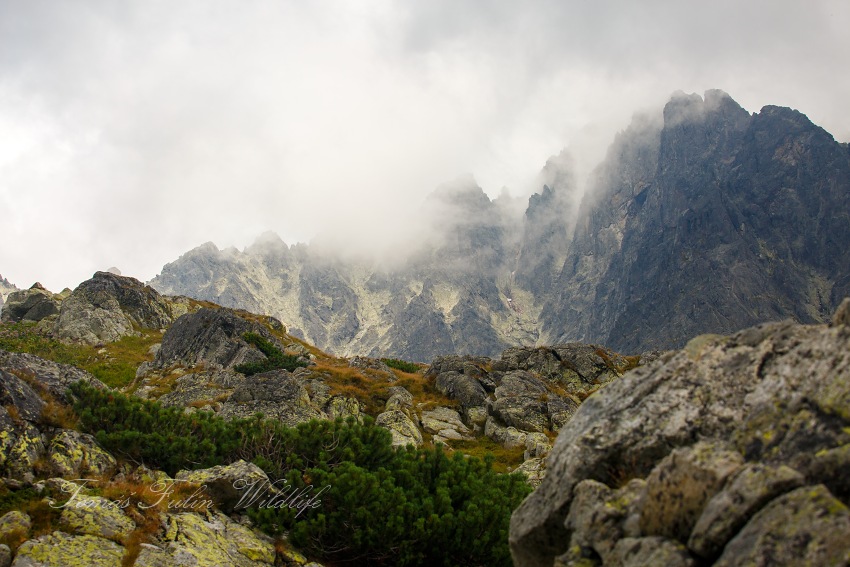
[59,496,136,540]
[11,531,124,567]
[54,271,174,344]
[510,314,850,566]
[420,407,472,440]
[0,370,45,422]
[0,285,60,323]
[639,442,743,541]
[375,410,422,447]
[175,460,273,514]
[688,463,804,559]
[433,371,486,408]
[385,386,413,411]
[47,430,117,478]
[0,511,30,546]
[154,307,279,370]
[219,370,324,426]
[714,485,850,566]
[135,511,276,566]
[323,395,361,421]
[484,417,527,449]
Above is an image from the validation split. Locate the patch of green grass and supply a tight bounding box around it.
[86,332,163,388]
[382,358,421,373]
[0,322,162,389]
[0,322,93,366]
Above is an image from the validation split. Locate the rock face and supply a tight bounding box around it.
[152,307,280,371]
[54,271,174,344]
[150,90,850,360]
[543,89,850,352]
[509,310,850,566]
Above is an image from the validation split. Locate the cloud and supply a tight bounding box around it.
[1,0,848,290]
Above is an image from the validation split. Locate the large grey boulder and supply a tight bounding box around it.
[54,271,174,344]
[510,312,850,566]
[0,283,61,323]
[153,307,280,370]
[375,409,422,447]
[219,370,324,426]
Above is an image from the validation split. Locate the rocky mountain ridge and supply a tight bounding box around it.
[4,272,850,565]
[0,270,632,566]
[150,89,850,361]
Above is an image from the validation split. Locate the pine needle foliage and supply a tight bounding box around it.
[69,383,530,566]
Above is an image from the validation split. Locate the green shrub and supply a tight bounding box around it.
[69,383,529,566]
[382,358,420,374]
[235,332,308,375]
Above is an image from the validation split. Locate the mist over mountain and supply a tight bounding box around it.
[151,90,850,360]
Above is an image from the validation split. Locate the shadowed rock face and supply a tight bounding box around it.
[151,90,850,360]
[542,89,850,352]
[509,305,850,566]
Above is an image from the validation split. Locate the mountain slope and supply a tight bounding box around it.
[542,89,850,351]
[151,89,850,358]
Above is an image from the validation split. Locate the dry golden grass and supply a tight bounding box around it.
[445,438,527,473]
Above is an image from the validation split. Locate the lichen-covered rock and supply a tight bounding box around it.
[54,271,174,344]
[610,536,695,567]
[0,543,11,567]
[524,432,552,460]
[0,511,31,545]
[11,531,124,567]
[563,479,645,564]
[714,485,850,566]
[0,285,60,323]
[135,512,275,566]
[348,356,395,378]
[3,422,45,483]
[688,463,804,559]
[510,314,850,566]
[516,458,546,488]
[59,495,136,540]
[156,369,243,408]
[375,410,422,447]
[175,460,272,514]
[420,407,472,440]
[323,395,361,421]
[48,430,117,478]
[385,386,413,410]
[639,442,743,541]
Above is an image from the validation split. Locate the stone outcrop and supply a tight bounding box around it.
[510,308,850,566]
[54,271,174,344]
[151,307,281,371]
[424,345,624,454]
[0,284,61,324]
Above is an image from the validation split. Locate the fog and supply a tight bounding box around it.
[1,0,849,291]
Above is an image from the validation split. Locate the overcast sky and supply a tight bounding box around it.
[1,0,849,291]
